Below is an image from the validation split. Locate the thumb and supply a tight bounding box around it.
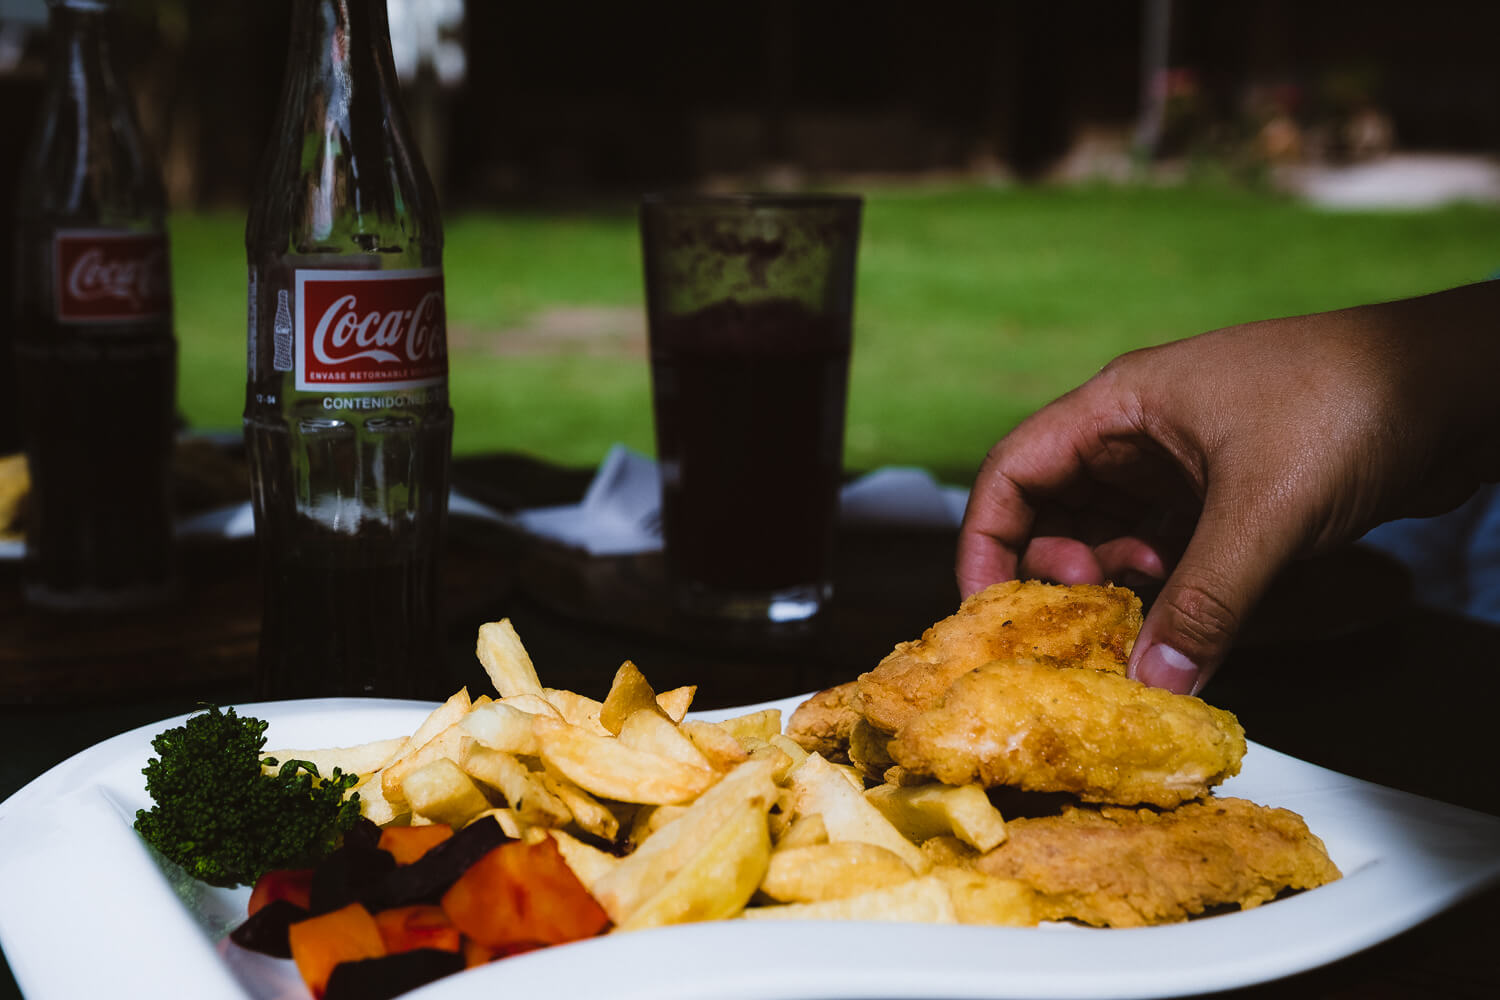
[1127,499,1290,695]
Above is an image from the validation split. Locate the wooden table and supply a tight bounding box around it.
[0,453,1495,999]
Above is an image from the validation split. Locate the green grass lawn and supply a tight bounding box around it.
[173,183,1500,485]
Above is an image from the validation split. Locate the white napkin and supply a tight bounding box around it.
[171,489,514,543]
[514,444,969,557]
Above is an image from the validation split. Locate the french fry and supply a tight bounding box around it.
[714,708,781,743]
[627,804,689,848]
[542,688,610,735]
[401,758,492,827]
[534,717,717,805]
[655,685,696,723]
[599,661,665,734]
[766,786,797,842]
[864,782,1008,852]
[408,688,474,749]
[459,743,571,827]
[261,736,407,778]
[379,722,470,805]
[616,709,712,771]
[461,701,542,756]
[537,829,620,889]
[356,781,406,827]
[929,867,1040,926]
[741,874,957,924]
[745,741,798,785]
[679,720,750,771]
[496,694,564,719]
[619,799,772,931]
[468,806,524,839]
[476,619,544,697]
[538,772,619,841]
[775,812,828,850]
[788,753,929,874]
[591,759,777,923]
[768,734,810,770]
[760,841,916,903]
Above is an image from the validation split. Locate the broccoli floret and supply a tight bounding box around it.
[133,705,362,887]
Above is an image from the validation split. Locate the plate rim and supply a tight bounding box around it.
[1,694,1498,1000]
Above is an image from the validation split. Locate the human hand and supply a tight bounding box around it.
[958,282,1500,693]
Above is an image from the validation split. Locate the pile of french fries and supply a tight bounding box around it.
[265,619,1039,930]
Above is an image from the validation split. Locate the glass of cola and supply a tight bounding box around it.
[639,194,863,628]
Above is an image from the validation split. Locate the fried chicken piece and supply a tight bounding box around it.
[977,797,1341,927]
[786,681,862,760]
[857,581,1142,734]
[888,658,1245,808]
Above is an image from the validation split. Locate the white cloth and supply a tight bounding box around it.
[514,443,970,557]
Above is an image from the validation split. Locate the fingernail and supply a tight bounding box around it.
[1133,643,1201,695]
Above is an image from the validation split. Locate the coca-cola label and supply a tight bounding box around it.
[293,267,447,391]
[53,229,172,323]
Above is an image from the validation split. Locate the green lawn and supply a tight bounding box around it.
[173,183,1500,485]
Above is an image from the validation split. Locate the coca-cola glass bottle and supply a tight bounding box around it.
[11,0,177,611]
[246,0,452,699]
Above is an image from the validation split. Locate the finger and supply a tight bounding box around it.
[1127,492,1294,695]
[1092,536,1169,581]
[958,392,1118,595]
[1017,536,1106,584]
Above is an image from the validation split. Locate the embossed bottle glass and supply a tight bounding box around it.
[245,0,452,698]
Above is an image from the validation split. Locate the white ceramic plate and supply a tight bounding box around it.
[1,695,1497,1000]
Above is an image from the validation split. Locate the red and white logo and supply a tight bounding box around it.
[294,267,447,391]
[53,230,171,323]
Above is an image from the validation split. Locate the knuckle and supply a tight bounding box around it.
[1157,582,1241,652]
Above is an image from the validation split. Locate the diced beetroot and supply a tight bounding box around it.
[373,905,461,954]
[288,903,386,999]
[360,814,509,911]
[309,844,397,914]
[441,837,610,949]
[230,898,308,958]
[376,824,453,866]
[248,868,315,917]
[322,949,465,1000]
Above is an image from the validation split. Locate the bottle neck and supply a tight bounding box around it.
[252,0,437,260]
[46,0,119,110]
[288,0,402,126]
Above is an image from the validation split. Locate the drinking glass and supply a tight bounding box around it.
[639,193,862,626]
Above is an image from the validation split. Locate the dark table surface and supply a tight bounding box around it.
[1,453,1496,999]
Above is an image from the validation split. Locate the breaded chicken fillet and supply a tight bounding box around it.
[888,658,1245,807]
[977,797,1341,927]
[786,680,862,759]
[857,580,1142,734]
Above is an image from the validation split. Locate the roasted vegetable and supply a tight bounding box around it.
[288,903,387,998]
[133,706,362,887]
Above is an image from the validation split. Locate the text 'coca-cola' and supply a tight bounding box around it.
[294,267,448,391]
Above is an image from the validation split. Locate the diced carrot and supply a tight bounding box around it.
[462,937,498,969]
[373,905,462,954]
[441,838,611,950]
[377,824,454,865]
[247,868,314,917]
[287,903,386,999]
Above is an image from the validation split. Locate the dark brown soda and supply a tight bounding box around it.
[649,298,850,596]
[245,412,450,700]
[14,328,176,608]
